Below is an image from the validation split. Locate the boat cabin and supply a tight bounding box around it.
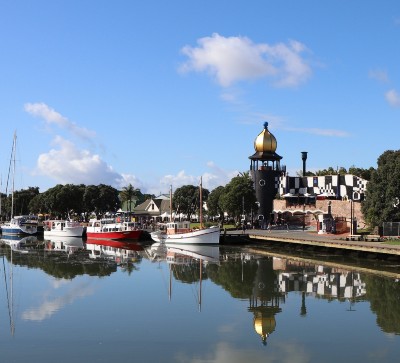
[166,221,191,235]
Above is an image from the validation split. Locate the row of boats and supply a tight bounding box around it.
[0,215,221,245]
[0,215,142,240]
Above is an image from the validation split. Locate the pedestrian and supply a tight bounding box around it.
[242,221,246,234]
[267,222,271,233]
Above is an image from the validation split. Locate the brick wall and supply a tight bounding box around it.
[273,199,365,228]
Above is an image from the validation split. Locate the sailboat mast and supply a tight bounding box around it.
[198,259,202,312]
[169,185,173,222]
[10,132,16,219]
[199,177,203,229]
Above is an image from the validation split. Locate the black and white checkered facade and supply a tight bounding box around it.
[278,174,368,201]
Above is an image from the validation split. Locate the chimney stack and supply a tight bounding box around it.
[301,152,308,176]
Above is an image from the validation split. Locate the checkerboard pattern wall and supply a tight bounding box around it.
[278,174,368,200]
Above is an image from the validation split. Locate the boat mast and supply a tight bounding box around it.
[199,177,203,229]
[169,185,173,222]
[7,132,17,220]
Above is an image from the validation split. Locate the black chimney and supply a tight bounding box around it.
[301,151,308,176]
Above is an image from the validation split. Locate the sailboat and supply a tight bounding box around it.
[1,132,38,236]
[150,178,220,244]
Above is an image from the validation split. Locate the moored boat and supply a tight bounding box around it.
[1,215,38,236]
[151,222,220,244]
[86,218,142,240]
[43,220,84,238]
[150,179,220,244]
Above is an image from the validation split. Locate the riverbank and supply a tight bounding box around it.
[222,226,400,260]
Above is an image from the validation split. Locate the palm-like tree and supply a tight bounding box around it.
[119,184,139,213]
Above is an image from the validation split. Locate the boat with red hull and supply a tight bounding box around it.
[86,218,142,241]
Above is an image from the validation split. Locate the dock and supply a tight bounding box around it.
[221,227,400,259]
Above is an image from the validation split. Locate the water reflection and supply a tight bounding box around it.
[1,236,400,361]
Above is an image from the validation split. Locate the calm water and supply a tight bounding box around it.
[1,235,400,363]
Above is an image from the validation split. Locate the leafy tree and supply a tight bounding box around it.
[96,184,120,216]
[207,186,225,222]
[83,185,99,218]
[172,184,209,221]
[220,172,257,222]
[3,187,40,217]
[362,150,400,227]
[348,165,374,181]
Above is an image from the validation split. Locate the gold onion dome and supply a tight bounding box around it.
[249,122,282,161]
[254,122,277,153]
[254,313,276,345]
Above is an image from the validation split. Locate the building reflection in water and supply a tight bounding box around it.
[245,255,366,345]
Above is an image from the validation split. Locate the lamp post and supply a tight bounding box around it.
[350,199,354,235]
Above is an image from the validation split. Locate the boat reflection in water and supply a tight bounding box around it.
[149,242,220,311]
[44,236,85,255]
[85,238,143,265]
[0,234,40,254]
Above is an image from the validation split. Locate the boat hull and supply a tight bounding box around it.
[44,227,84,238]
[151,227,220,244]
[1,225,37,236]
[86,230,142,241]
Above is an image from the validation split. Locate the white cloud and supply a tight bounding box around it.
[24,102,96,140]
[385,89,400,107]
[154,163,238,195]
[176,341,310,363]
[368,69,389,83]
[22,282,94,322]
[35,136,141,188]
[180,33,312,88]
[284,126,349,137]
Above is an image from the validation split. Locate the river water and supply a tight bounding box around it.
[1,235,400,363]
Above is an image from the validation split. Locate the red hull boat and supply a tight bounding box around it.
[86,229,142,241]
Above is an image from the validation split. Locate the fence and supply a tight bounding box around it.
[382,222,400,237]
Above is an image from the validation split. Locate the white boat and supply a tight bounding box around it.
[1,215,38,236]
[1,132,38,236]
[151,222,220,244]
[43,220,84,237]
[150,180,220,245]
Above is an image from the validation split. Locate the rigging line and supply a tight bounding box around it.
[5,133,16,196]
[3,252,14,335]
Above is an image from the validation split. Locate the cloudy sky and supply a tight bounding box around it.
[0,1,399,195]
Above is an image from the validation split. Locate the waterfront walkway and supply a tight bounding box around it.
[223,226,400,258]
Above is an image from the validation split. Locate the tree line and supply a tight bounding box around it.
[1,155,399,228]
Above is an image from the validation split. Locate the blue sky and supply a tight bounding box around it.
[1,1,399,195]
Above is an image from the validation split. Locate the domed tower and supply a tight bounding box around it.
[249,122,284,227]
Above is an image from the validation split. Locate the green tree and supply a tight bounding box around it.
[172,184,209,221]
[7,187,40,217]
[362,150,400,227]
[173,185,198,221]
[207,186,225,222]
[220,172,257,222]
[348,165,374,181]
[96,184,120,216]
